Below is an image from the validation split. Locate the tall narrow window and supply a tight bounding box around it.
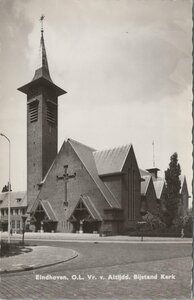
[17,220,20,229]
[29,100,39,123]
[12,220,15,229]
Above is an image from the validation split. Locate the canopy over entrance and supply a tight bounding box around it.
[31,200,58,232]
[69,195,102,233]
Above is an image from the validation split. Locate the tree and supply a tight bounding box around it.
[2,185,9,192]
[164,152,181,227]
[1,183,12,193]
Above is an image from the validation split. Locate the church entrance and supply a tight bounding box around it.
[32,202,57,232]
[69,201,100,233]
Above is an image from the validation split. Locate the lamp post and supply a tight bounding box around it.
[21,214,27,245]
[137,221,147,241]
[0,133,11,244]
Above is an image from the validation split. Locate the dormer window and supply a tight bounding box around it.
[16,198,22,203]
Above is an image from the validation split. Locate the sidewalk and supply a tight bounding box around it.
[0,245,78,274]
[1,231,192,243]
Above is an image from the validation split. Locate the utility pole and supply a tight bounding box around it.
[0,133,11,243]
[152,140,155,167]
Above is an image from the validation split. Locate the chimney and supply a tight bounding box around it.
[146,168,160,180]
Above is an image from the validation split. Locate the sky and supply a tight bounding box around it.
[0,0,192,206]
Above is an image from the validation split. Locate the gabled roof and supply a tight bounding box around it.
[179,175,187,193]
[29,138,121,218]
[93,144,131,176]
[139,169,151,176]
[153,179,165,199]
[81,195,102,221]
[141,175,151,196]
[0,191,27,209]
[27,160,55,214]
[69,195,102,221]
[69,139,120,209]
[41,200,58,222]
[140,168,166,200]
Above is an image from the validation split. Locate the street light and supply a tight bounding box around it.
[137,221,147,241]
[21,214,28,245]
[0,133,11,244]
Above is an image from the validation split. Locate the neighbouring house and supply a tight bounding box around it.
[0,191,27,233]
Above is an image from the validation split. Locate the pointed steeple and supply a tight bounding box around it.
[18,15,66,96]
[32,15,52,82]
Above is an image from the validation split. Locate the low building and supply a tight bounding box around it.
[144,168,189,216]
[0,191,27,233]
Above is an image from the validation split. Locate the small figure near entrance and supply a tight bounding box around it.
[40,221,44,233]
[79,220,84,234]
[181,227,184,239]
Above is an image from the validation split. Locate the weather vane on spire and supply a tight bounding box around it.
[40,14,45,33]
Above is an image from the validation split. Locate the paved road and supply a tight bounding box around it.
[0,241,192,299]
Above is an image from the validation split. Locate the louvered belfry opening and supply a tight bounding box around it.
[47,101,56,125]
[29,100,39,123]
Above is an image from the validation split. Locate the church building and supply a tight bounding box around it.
[17,22,143,234]
[7,20,188,235]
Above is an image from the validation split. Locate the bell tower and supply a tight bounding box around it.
[18,15,66,205]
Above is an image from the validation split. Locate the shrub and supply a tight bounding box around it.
[0,240,11,256]
[172,214,193,237]
[142,211,166,231]
[127,211,192,238]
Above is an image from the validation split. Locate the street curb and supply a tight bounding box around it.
[3,237,192,244]
[0,250,78,275]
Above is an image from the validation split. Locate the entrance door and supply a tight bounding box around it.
[69,201,100,233]
[83,220,99,233]
[33,204,57,232]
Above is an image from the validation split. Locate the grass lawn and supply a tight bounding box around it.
[0,240,30,257]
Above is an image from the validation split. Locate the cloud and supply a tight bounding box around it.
[11,0,192,107]
[0,0,192,198]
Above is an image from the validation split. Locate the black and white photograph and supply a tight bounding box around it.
[0,0,192,299]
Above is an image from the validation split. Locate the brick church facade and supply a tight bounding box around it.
[26,139,141,234]
[0,23,187,234]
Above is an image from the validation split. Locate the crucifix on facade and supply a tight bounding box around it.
[56,165,76,206]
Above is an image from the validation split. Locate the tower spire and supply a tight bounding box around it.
[18,16,66,96]
[39,14,50,73]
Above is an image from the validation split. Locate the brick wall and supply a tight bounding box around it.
[145,179,157,214]
[102,175,122,205]
[121,146,141,231]
[27,86,58,206]
[36,141,110,232]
